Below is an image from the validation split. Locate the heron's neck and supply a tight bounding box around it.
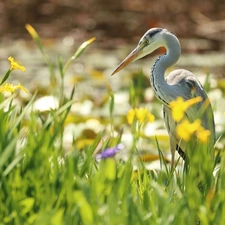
[150,35,181,105]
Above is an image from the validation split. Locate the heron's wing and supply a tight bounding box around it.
[166,69,216,143]
[166,69,207,100]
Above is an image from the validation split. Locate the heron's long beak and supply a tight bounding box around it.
[111,45,143,76]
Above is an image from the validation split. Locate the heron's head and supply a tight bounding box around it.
[111,28,168,75]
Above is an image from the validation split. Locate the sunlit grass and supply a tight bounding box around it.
[0,24,225,225]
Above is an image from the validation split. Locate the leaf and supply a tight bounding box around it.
[0,69,11,85]
[63,37,96,73]
[20,198,35,215]
[3,154,23,176]
[50,209,64,225]
[25,24,51,69]
[73,37,96,59]
[0,136,18,171]
[103,158,117,181]
[57,55,64,79]
[73,191,93,225]
[9,93,36,137]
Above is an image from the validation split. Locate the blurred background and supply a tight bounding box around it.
[1,0,225,47]
[0,0,225,87]
[1,0,225,91]
[0,0,224,87]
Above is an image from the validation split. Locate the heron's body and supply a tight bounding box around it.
[162,69,215,163]
[112,28,215,168]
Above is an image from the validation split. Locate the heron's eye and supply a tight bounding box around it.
[143,38,149,45]
[139,39,148,46]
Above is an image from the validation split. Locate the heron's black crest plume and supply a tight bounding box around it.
[146,28,163,38]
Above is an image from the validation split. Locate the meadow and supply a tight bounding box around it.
[1,25,225,225]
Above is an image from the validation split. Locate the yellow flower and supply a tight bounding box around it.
[8,57,25,72]
[146,111,155,123]
[196,127,211,143]
[127,109,136,124]
[135,108,148,124]
[169,96,202,122]
[176,119,211,143]
[176,119,201,141]
[0,83,28,93]
[127,108,155,125]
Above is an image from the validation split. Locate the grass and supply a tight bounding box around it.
[1,25,225,225]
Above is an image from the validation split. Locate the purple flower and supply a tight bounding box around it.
[95,143,124,160]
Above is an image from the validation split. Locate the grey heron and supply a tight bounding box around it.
[112,28,215,169]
